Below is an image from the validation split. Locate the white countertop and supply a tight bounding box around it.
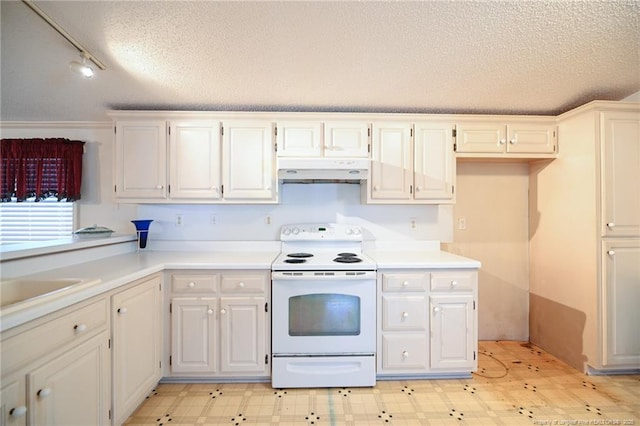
[1,241,480,332]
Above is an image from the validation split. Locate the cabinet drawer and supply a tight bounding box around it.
[220,273,267,294]
[430,271,475,292]
[172,274,218,294]
[382,295,427,331]
[380,333,428,371]
[382,272,429,291]
[1,297,108,374]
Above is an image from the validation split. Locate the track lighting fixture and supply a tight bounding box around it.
[69,52,94,78]
[22,0,106,78]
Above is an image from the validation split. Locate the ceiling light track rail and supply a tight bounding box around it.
[22,0,106,70]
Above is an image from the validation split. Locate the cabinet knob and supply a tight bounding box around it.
[451,280,458,287]
[415,186,422,192]
[155,185,163,190]
[402,281,409,287]
[607,222,615,228]
[373,186,379,191]
[117,307,128,314]
[238,282,245,288]
[74,323,87,333]
[509,139,516,144]
[37,388,52,398]
[499,139,506,145]
[607,250,616,256]
[433,306,441,313]
[220,308,227,315]
[188,282,196,288]
[9,406,27,418]
[402,312,409,318]
[402,351,409,358]
[207,308,214,315]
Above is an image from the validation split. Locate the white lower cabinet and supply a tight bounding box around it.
[0,296,110,426]
[377,269,477,377]
[112,274,163,426]
[168,270,270,379]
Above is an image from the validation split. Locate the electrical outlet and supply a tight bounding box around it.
[210,214,216,225]
[175,214,184,226]
[457,217,466,230]
[410,217,417,229]
[265,215,272,225]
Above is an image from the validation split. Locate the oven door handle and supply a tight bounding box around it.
[271,271,377,280]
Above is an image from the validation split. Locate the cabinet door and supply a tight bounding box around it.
[219,297,267,375]
[169,120,221,200]
[506,122,556,154]
[455,121,505,153]
[112,275,162,425]
[114,120,167,199]
[171,297,217,374]
[601,111,640,237]
[1,374,26,426]
[276,121,323,157]
[414,122,455,201]
[222,120,277,201]
[323,121,370,157]
[29,332,110,426]
[602,240,640,367]
[430,295,475,370]
[370,122,413,200]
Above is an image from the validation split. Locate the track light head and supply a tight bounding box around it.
[69,52,94,78]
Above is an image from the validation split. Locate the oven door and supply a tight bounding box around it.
[271,271,376,355]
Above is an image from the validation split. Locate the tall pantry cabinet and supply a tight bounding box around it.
[529,101,640,373]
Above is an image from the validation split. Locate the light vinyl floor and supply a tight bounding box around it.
[125,341,640,425]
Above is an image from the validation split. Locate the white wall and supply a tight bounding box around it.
[442,162,530,341]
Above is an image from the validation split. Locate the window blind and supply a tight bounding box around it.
[0,199,74,244]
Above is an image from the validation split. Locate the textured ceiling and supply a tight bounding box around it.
[1,0,639,122]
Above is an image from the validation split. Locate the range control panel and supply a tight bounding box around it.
[280,223,363,241]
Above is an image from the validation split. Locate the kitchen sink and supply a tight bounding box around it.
[0,278,93,308]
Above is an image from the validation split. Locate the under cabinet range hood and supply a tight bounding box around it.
[277,158,369,183]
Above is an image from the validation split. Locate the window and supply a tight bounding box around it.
[0,197,75,244]
[0,138,84,244]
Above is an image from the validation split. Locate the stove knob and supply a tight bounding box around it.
[353,228,361,235]
[346,228,353,235]
[292,228,300,235]
[283,228,291,235]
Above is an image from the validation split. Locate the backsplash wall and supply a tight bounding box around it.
[138,184,453,243]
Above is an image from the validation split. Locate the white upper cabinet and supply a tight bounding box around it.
[323,121,370,157]
[276,120,370,158]
[169,120,222,200]
[455,119,557,157]
[276,121,323,157]
[114,120,167,199]
[367,121,455,204]
[414,122,456,201]
[222,120,277,202]
[601,110,640,237]
[370,122,413,200]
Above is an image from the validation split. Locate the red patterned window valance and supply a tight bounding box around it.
[0,138,85,202]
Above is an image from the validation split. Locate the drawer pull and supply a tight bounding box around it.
[402,351,409,358]
[37,388,52,398]
[188,282,196,288]
[117,307,128,315]
[401,312,409,318]
[9,406,27,417]
[238,282,245,288]
[74,323,88,333]
[451,280,458,287]
[402,281,409,287]
[207,308,214,315]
